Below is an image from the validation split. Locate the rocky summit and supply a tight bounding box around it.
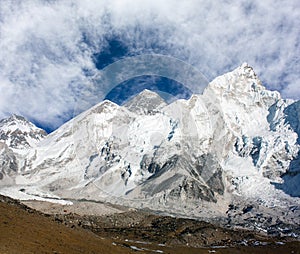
[0,63,299,239]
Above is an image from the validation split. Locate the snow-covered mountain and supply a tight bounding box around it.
[0,114,46,149]
[0,115,46,182]
[0,63,299,235]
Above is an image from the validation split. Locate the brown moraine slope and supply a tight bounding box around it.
[0,195,299,254]
[0,195,132,254]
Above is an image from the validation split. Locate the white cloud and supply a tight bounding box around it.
[0,0,299,130]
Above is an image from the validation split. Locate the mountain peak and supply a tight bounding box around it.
[238,62,260,81]
[124,89,167,115]
[138,89,161,97]
[0,114,47,149]
[205,63,280,108]
[89,99,119,114]
[0,114,30,126]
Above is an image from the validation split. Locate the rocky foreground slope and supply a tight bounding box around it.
[1,195,300,254]
[0,63,299,238]
[0,195,130,254]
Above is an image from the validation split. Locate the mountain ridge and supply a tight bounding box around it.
[0,63,299,237]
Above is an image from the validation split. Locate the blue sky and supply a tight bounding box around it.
[0,0,299,132]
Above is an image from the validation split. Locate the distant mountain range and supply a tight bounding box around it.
[1,63,299,237]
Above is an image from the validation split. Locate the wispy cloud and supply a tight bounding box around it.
[0,0,299,130]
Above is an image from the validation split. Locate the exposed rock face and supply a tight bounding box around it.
[0,142,18,178]
[127,153,223,203]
